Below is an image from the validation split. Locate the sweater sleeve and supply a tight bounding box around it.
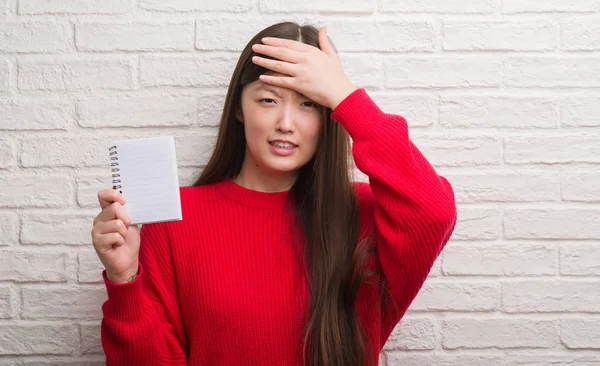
[100,221,188,365]
[331,88,457,349]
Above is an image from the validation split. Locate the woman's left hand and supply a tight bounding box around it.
[251,26,358,110]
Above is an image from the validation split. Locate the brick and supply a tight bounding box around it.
[77,93,197,128]
[326,20,434,52]
[0,138,15,169]
[440,95,558,128]
[506,355,600,365]
[370,93,436,127]
[561,19,600,51]
[21,213,97,245]
[504,57,600,87]
[443,318,558,349]
[0,98,73,130]
[409,282,499,312]
[18,57,134,91]
[0,175,71,208]
[7,361,105,366]
[443,20,554,51]
[560,244,600,276]
[19,0,130,14]
[560,319,600,349]
[179,167,202,186]
[387,354,600,366]
[410,134,501,167]
[443,244,557,276]
[503,280,600,312]
[21,136,111,167]
[446,171,560,203]
[81,323,102,354]
[0,214,18,245]
[560,96,600,127]
[76,173,112,208]
[450,207,501,241]
[563,172,600,202]
[78,248,105,283]
[0,249,69,282]
[176,131,219,166]
[195,18,271,51]
[0,22,71,53]
[504,209,600,239]
[0,360,105,366]
[381,0,497,13]
[141,0,252,12]
[260,0,372,13]
[505,135,600,164]
[0,286,10,318]
[384,57,502,88]
[0,59,9,91]
[77,22,193,52]
[428,255,442,277]
[22,286,106,319]
[198,90,227,127]
[340,54,383,89]
[386,354,506,366]
[383,317,436,351]
[140,55,236,87]
[503,0,598,13]
[0,323,78,355]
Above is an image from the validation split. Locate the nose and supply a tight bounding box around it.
[275,104,295,133]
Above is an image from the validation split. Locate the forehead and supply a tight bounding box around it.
[249,81,309,99]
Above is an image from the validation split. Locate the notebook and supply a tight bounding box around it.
[108,136,182,225]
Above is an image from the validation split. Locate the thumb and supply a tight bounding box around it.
[318,26,337,57]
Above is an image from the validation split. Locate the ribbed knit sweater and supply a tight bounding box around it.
[100,88,457,365]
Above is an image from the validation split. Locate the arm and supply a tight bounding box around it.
[101,222,188,365]
[331,88,457,348]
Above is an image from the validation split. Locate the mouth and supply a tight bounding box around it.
[269,141,298,149]
[269,140,298,156]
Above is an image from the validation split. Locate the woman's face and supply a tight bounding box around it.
[237,78,323,177]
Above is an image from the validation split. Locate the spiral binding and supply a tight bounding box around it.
[108,145,122,193]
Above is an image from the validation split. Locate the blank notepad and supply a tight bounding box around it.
[108,136,182,225]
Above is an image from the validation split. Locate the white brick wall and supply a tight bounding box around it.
[0,0,598,364]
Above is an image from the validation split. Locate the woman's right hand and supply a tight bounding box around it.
[91,189,141,284]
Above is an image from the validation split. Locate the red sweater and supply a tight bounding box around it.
[100,88,457,365]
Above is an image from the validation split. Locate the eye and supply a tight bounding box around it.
[302,101,318,108]
[259,98,276,104]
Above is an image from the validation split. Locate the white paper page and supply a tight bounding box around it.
[110,136,182,225]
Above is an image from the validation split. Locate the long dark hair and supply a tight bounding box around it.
[193,21,383,366]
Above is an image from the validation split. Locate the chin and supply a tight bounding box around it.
[263,159,304,175]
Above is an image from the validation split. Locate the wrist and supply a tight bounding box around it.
[106,263,139,284]
[330,83,358,111]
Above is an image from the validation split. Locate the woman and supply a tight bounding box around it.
[91,22,457,366]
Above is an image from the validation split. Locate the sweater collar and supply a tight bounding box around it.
[215,178,291,209]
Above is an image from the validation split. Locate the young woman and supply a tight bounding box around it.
[91,22,457,366]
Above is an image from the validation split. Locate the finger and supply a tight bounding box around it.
[95,219,129,239]
[252,43,304,64]
[94,232,126,251]
[252,56,298,76]
[258,74,295,89]
[94,202,131,227]
[318,26,337,58]
[98,189,125,210]
[261,36,313,52]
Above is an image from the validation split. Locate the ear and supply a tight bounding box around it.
[235,108,244,123]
